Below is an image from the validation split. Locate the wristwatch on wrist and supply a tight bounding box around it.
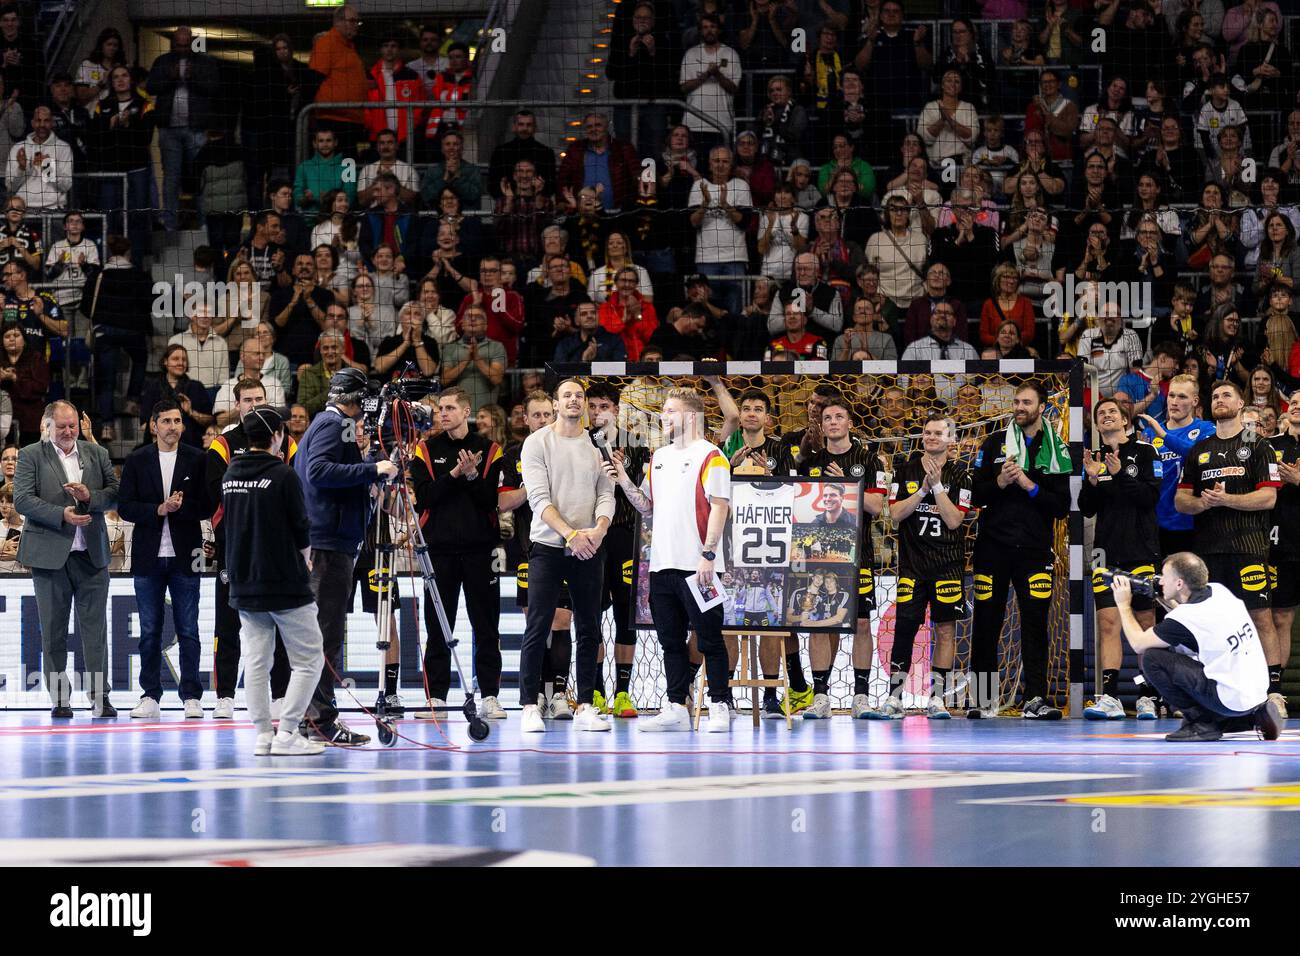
[702,550,716,561]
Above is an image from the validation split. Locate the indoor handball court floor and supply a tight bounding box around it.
[2,710,1297,866]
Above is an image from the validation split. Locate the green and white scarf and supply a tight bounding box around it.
[1006,416,1071,475]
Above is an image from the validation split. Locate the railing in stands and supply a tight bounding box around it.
[43,0,100,84]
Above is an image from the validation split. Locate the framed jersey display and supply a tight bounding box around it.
[632,477,861,633]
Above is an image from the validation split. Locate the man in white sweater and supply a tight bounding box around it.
[5,106,73,212]
[518,378,617,734]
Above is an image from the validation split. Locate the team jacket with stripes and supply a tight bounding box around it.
[411,429,503,555]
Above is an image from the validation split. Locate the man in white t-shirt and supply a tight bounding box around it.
[688,147,752,319]
[606,387,734,732]
[679,11,740,158]
[213,340,286,425]
[1113,552,1281,742]
[167,305,229,391]
[356,129,419,208]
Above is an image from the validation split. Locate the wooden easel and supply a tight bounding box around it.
[692,631,793,729]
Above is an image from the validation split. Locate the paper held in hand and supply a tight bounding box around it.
[691,571,727,613]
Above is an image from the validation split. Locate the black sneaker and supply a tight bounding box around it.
[50,705,73,719]
[761,695,784,719]
[1255,699,1283,741]
[313,720,371,747]
[1165,719,1223,742]
[92,698,118,719]
[1022,697,1063,720]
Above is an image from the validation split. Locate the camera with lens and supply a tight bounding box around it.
[360,369,440,439]
[1098,567,1160,599]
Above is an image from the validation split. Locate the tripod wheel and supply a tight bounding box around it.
[468,719,490,741]
[376,720,397,747]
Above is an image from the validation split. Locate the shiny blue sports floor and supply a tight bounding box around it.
[3,707,1298,866]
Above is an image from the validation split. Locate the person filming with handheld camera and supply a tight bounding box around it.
[294,367,399,747]
[1110,554,1283,742]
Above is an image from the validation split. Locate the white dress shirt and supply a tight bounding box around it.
[53,441,86,552]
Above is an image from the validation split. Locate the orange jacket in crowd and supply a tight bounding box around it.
[310,26,369,127]
[979,295,1037,347]
[599,293,658,361]
[366,60,425,142]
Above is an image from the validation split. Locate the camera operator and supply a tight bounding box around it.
[409,386,506,719]
[294,367,399,746]
[221,407,326,757]
[1111,554,1282,743]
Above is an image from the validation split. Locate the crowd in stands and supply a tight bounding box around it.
[0,0,1294,524]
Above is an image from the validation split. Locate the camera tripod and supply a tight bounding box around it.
[370,472,491,745]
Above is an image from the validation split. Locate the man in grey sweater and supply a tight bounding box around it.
[518,378,616,734]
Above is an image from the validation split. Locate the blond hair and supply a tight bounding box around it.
[664,387,705,414]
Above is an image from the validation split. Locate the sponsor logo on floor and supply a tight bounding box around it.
[967,781,1300,810]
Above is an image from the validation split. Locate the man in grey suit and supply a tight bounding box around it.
[13,400,119,718]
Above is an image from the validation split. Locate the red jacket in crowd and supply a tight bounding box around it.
[366,60,425,142]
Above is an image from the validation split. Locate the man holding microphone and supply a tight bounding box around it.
[517,379,616,734]
[294,367,399,746]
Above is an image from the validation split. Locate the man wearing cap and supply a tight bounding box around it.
[293,367,399,746]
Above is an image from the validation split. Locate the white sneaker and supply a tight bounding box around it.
[130,697,160,719]
[548,695,573,720]
[574,704,612,732]
[639,701,692,732]
[414,698,447,719]
[802,693,832,720]
[1269,691,1290,720]
[521,704,546,734]
[480,696,507,719]
[1135,696,1158,720]
[269,698,284,721]
[1084,694,1126,720]
[925,696,951,719]
[874,696,905,720]
[271,731,326,755]
[850,693,874,719]
[183,699,203,719]
[213,697,235,719]
[253,732,274,756]
[706,701,732,733]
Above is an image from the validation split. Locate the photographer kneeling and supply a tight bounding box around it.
[295,368,399,746]
[222,408,326,757]
[1112,553,1283,742]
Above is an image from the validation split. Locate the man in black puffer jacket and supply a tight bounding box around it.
[221,406,326,757]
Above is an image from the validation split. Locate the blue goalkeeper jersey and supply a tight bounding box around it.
[1141,418,1211,532]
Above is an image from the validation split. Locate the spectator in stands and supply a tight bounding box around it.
[1211,126,1253,209]
[981,320,1039,361]
[903,261,967,345]
[1252,212,1300,316]
[1242,169,1300,269]
[75,27,124,108]
[586,231,653,304]
[1128,215,1179,310]
[212,259,259,347]
[0,5,44,115]
[759,183,808,281]
[358,172,418,264]
[769,251,845,341]
[1269,110,1300,191]
[214,342,287,426]
[657,125,703,211]
[196,128,246,267]
[733,130,777,208]
[415,276,457,348]
[3,259,65,344]
[787,158,822,209]
[980,262,1036,347]
[494,159,554,275]
[420,220,469,309]
[146,27,221,233]
[649,302,714,360]
[287,403,311,443]
[606,2,681,160]
[267,178,310,259]
[0,483,23,571]
[168,305,228,392]
[928,188,1001,315]
[310,189,361,282]
[0,321,47,441]
[680,12,741,158]
[1069,220,1125,286]
[244,34,309,211]
[357,129,419,208]
[1195,73,1251,165]
[294,129,354,215]
[854,261,888,314]
[89,65,156,264]
[853,0,932,111]
[596,265,658,360]
[347,271,397,358]
[1186,182,1241,268]
[0,196,38,275]
[366,244,408,310]
[235,321,294,395]
[1080,76,1136,153]
[311,243,352,308]
[766,302,828,359]
[523,253,590,365]
[556,112,640,214]
[825,68,880,166]
[440,305,505,411]
[141,344,214,447]
[421,42,473,149]
[755,75,807,168]
[801,23,846,116]
[971,115,1019,194]
[1003,130,1066,199]
[1222,0,1281,60]
[453,255,524,365]
[266,252,333,368]
[297,331,348,415]
[235,210,287,289]
[900,300,979,362]
[1137,116,1202,204]
[82,236,150,442]
[936,164,1000,234]
[1099,2,1171,101]
[43,211,99,314]
[866,196,927,323]
[807,206,862,300]
[1121,173,1183,247]
[1038,0,1086,65]
[1196,252,1246,317]
[420,128,483,210]
[818,133,876,200]
[737,0,797,72]
[1200,302,1256,401]
[1130,79,1174,157]
[309,5,367,155]
[488,110,557,201]
[553,299,627,364]
[935,17,993,110]
[0,74,23,165]
[833,296,898,360]
[1165,0,1225,38]
[1024,69,1078,163]
[688,146,752,318]
[365,36,423,149]
[883,154,942,236]
[1080,305,1146,397]
[1068,151,1123,238]
[406,24,447,99]
[373,301,439,381]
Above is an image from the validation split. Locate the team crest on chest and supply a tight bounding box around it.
[1237,446,1251,461]
[850,464,865,477]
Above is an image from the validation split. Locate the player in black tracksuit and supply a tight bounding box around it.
[971,384,1071,719]
[794,395,889,719]
[1176,384,1281,693]
[586,382,649,717]
[1263,411,1297,713]
[887,414,974,719]
[206,401,298,712]
[409,388,504,713]
[1079,397,1162,720]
